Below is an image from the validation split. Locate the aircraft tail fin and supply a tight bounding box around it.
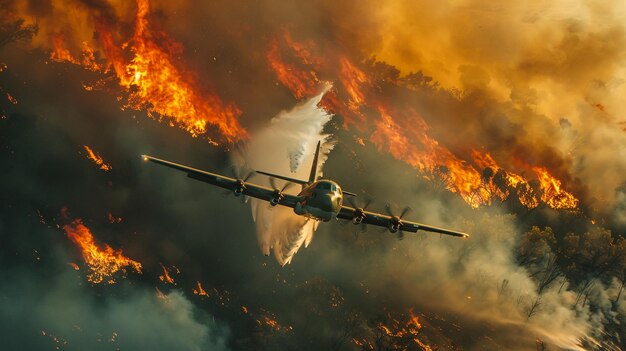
[256,141,322,188]
[308,141,321,185]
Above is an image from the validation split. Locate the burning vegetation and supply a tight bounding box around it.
[3,1,626,350]
[44,0,247,144]
[158,263,177,285]
[9,0,582,211]
[63,219,142,284]
[263,30,581,210]
[83,145,111,171]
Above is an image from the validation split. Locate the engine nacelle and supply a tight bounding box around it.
[389,223,400,233]
[353,208,366,225]
[233,179,246,196]
[270,190,284,206]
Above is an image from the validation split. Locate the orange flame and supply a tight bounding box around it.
[375,310,432,351]
[371,105,488,208]
[193,281,208,296]
[158,263,175,284]
[256,315,293,332]
[50,35,79,64]
[63,219,142,284]
[45,0,246,144]
[471,151,540,208]
[532,167,579,209]
[102,0,246,143]
[266,36,320,100]
[339,57,368,116]
[83,145,112,171]
[267,33,580,210]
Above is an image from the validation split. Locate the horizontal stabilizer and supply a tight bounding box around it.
[255,170,308,185]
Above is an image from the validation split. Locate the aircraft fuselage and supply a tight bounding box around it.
[294,180,343,222]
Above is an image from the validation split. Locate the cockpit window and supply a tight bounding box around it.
[331,184,336,191]
[318,183,330,190]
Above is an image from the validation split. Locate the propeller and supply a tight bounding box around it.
[348,196,373,232]
[384,204,412,239]
[223,167,255,199]
[268,177,293,207]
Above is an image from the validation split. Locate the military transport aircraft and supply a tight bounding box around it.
[141,142,469,239]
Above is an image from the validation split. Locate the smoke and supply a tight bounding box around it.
[0,244,230,351]
[2,0,626,349]
[314,145,594,350]
[331,0,626,212]
[234,83,334,265]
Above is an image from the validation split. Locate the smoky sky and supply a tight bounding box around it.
[1,1,626,350]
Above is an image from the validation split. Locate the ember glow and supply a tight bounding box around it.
[352,309,432,351]
[158,263,175,284]
[63,219,142,284]
[255,312,293,333]
[192,281,208,297]
[83,145,112,171]
[6,93,17,105]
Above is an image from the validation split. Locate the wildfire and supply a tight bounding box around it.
[256,315,293,332]
[63,219,142,284]
[158,263,175,284]
[50,35,79,64]
[471,151,540,208]
[339,57,368,115]
[45,0,247,144]
[83,145,112,171]
[267,33,581,210]
[23,2,585,211]
[352,309,432,351]
[371,105,489,208]
[193,281,208,296]
[266,34,320,100]
[532,167,579,209]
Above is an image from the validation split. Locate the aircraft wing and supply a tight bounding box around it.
[337,206,469,238]
[142,155,300,208]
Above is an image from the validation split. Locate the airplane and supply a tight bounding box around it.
[141,141,469,239]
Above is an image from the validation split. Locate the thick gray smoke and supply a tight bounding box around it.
[0,245,230,351]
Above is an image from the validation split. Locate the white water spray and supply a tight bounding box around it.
[233,84,334,265]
